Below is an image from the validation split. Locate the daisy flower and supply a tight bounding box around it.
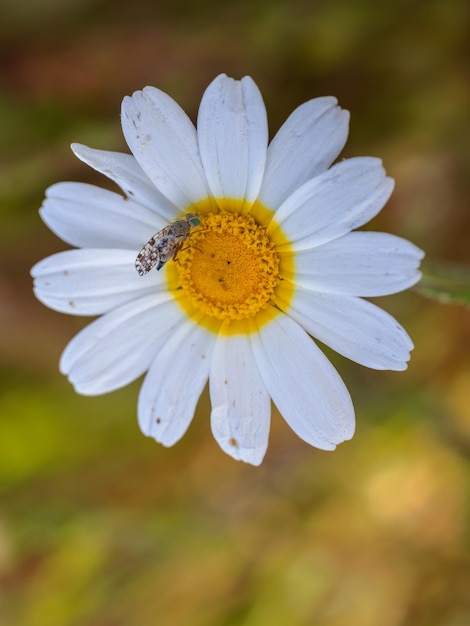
[31,74,423,465]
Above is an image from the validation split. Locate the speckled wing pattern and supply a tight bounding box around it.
[135,221,190,275]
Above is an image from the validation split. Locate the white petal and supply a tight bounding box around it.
[60,293,182,395]
[71,143,178,220]
[210,331,271,466]
[121,86,209,208]
[268,157,394,249]
[197,74,268,211]
[258,97,349,209]
[251,312,355,450]
[31,249,164,316]
[283,232,424,296]
[279,288,414,370]
[40,182,165,249]
[138,321,214,446]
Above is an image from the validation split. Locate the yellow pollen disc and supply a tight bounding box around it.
[176,212,280,321]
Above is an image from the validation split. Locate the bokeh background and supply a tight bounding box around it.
[1,0,469,624]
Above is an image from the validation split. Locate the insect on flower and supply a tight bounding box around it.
[32,73,424,467]
[135,213,201,275]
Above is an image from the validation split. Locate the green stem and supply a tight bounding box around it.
[414,259,470,308]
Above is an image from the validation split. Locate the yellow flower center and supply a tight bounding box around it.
[165,199,295,334]
[177,212,279,320]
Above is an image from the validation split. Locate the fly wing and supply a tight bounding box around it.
[135,225,172,275]
[135,237,162,275]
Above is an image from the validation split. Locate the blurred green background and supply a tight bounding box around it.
[1,0,469,624]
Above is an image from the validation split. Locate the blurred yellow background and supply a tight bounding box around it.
[1,1,469,625]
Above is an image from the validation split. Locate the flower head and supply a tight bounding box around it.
[31,74,423,465]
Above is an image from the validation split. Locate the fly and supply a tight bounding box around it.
[135,213,201,275]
